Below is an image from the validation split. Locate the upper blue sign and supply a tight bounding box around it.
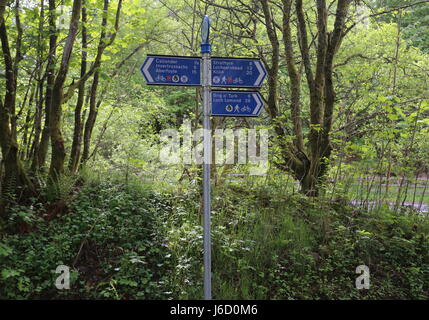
[141,56,201,86]
[211,58,267,88]
[211,91,264,117]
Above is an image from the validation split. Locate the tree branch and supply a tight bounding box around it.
[63,0,123,104]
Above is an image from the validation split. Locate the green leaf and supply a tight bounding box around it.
[0,243,12,257]
[1,269,22,280]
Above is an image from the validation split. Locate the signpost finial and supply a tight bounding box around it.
[201,15,211,53]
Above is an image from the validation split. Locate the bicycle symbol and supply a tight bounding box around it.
[241,105,251,112]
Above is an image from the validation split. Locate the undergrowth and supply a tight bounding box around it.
[1,174,428,299]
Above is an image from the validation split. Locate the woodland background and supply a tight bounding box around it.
[0,0,429,299]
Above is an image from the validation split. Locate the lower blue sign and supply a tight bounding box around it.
[211,91,264,117]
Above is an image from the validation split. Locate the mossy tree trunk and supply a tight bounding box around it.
[69,0,88,173]
[32,0,57,172]
[0,2,36,218]
[48,0,82,190]
[259,0,350,196]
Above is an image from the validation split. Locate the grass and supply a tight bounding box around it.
[228,171,429,210]
[209,175,429,299]
[1,170,428,299]
[348,183,429,203]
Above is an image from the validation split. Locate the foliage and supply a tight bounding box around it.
[0,179,174,299]
[1,0,429,300]
[1,174,428,299]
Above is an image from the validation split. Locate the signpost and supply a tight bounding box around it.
[211,58,267,88]
[140,15,267,300]
[211,91,264,117]
[140,55,201,86]
[140,56,268,89]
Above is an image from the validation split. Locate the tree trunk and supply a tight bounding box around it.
[0,2,35,217]
[259,0,352,196]
[33,0,56,171]
[81,71,100,163]
[48,0,81,187]
[300,171,319,197]
[69,0,87,173]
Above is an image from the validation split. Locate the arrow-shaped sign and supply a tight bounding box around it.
[141,56,268,89]
[211,58,267,88]
[140,55,201,86]
[211,91,264,117]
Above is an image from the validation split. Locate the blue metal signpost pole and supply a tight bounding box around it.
[201,15,212,300]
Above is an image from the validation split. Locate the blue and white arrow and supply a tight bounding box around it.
[140,55,201,86]
[211,58,267,88]
[211,91,265,117]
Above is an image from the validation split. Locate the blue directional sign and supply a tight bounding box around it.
[211,58,267,88]
[211,91,264,117]
[140,55,201,86]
